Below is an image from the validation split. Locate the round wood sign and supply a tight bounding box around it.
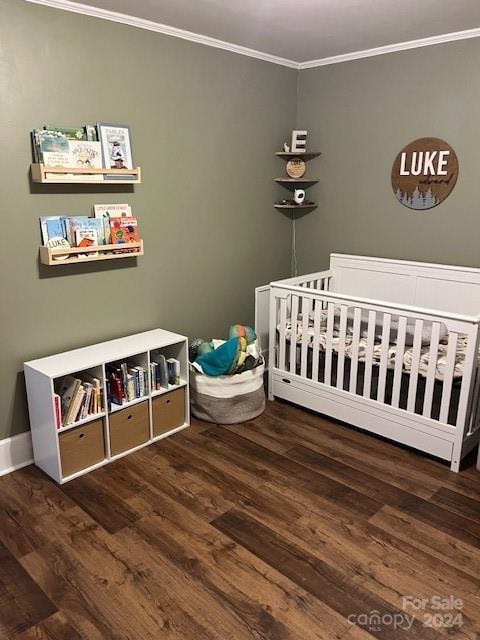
[286,157,306,179]
[391,137,458,210]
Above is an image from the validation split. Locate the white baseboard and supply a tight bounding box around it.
[0,432,34,477]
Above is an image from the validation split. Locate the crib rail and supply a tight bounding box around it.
[269,281,480,433]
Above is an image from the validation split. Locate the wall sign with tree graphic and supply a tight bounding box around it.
[391,137,458,210]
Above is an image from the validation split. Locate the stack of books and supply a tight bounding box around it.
[106,362,149,407]
[55,374,103,428]
[150,356,181,391]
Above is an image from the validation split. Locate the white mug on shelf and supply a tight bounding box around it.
[294,188,306,204]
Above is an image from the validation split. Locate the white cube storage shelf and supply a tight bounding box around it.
[24,329,190,483]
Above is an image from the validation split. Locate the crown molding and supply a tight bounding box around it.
[298,27,480,69]
[24,1,480,70]
[24,0,299,69]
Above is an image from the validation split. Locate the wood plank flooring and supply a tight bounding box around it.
[1,399,480,639]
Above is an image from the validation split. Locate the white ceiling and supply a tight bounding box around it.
[39,0,480,64]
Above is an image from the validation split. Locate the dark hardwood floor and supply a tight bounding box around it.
[1,399,480,639]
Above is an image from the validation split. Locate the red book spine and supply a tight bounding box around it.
[53,394,62,428]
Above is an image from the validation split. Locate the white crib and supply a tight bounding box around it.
[255,254,480,471]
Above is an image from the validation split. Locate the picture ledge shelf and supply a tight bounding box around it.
[31,163,142,184]
[39,241,144,265]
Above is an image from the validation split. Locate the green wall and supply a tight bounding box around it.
[0,0,297,439]
[295,39,480,274]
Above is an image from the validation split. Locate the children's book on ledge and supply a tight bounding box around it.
[40,204,140,260]
[31,123,135,180]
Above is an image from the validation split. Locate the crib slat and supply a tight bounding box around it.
[324,302,335,386]
[363,310,376,399]
[289,295,299,374]
[391,316,407,408]
[377,313,391,403]
[311,301,321,382]
[278,297,287,371]
[422,322,441,418]
[456,328,480,430]
[336,305,348,390]
[407,319,424,413]
[349,308,362,394]
[300,297,311,378]
[439,332,459,424]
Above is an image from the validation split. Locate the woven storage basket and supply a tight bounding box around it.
[190,363,265,424]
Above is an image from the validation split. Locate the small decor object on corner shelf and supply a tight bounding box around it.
[97,123,134,179]
[286,157,306,179]
[283,142,290,153]
[291,130,307,153]
[294,189,306,204]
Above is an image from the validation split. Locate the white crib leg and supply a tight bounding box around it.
[450,437,462,472]
[476,444,480,471]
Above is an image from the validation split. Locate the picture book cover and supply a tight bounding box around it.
[45,126,85,141]
[93,204,132,218]
[39,216,68,245]
[36,129,69,164]
[98,123,133,170]
[75,229,98,257]
[69,217,105,245]
[110,217,139,246]
[69,140,103,169]
[94,205,132,243]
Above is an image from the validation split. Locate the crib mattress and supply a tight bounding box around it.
[282,313,469,381]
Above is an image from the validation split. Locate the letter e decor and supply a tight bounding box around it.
[391,137,458,210]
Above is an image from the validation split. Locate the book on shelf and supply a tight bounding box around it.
[110,217,139,253]
[150,355,181,391]
[39,216,68,245]
[32,127,103,174]
[97,123,135,180]
[75,229,98,257]
[167,358,181,386]
[57,373,103,426]
[93,204,132,243]
[53,394,62,428]
[93,204,132,218]
[106,362,148,407]
[68,216,106,246]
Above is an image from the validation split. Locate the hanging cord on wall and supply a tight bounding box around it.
[291,211,298,276]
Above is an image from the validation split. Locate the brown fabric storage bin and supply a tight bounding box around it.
[109,400,149,456]
[190,363,265,424]
[59,418,105,478]
[152,387,186,437]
